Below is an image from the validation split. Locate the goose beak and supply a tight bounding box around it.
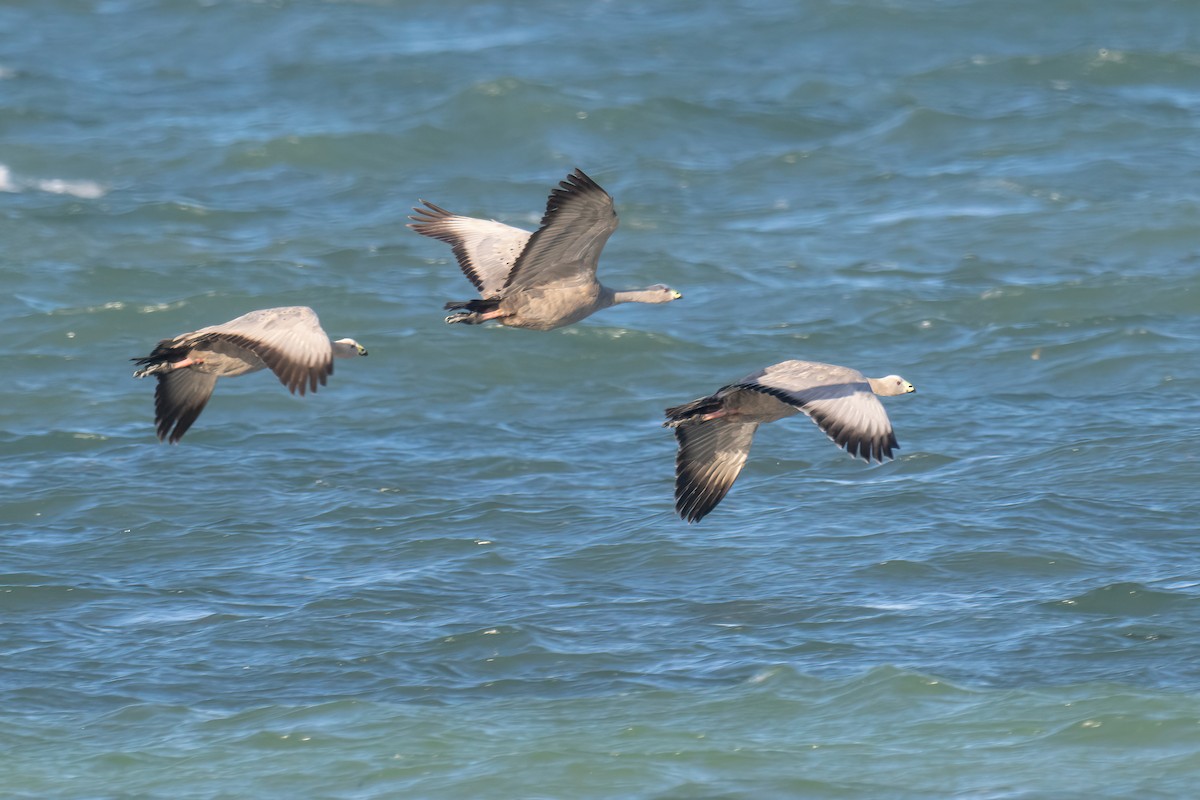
[357,345,369,356]
[670,290,683,300]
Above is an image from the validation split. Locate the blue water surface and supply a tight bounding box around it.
[2,1,1199,797]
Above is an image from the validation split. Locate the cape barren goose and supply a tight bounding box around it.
[132,306,367,443]
[410,168,681,330]
[665,360,915,522]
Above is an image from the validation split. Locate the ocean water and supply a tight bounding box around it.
[2,0,1199,797]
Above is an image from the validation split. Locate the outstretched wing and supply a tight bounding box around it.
[673,420,760,523]
[409,201,529,298]
[153,368,219,443]
[739,360,898,462]
[196,306,334,395]
[504,168,618,291]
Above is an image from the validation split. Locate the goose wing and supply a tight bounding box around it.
[673,420,760,523]
[738,360,898,462]
[195,306,334,395]
[503,168,618,291]
[153,368,219,443]
[409,201,529,298]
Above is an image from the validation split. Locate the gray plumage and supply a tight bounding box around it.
[132,306,367,443]
[409,168,681,330]
[664,361,916,523]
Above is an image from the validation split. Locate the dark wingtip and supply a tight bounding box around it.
[408,199,452,226]
[675,497,711,524]
[565,167,599,191]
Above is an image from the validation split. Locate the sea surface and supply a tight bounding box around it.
[2,1,1199,797]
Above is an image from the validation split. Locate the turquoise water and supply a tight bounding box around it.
[3,1,1199,797]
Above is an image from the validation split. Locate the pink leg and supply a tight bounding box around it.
[171,357,203,369]
[477,310,506,321]
[698,409,727,422]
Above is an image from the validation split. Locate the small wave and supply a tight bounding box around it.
[1046,582,1190,616]
[138,300,189,314]
[0,163,107,199]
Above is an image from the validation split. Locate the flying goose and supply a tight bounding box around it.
[409,168,681,330]
[132,306,367,443]
[664,360,915,522]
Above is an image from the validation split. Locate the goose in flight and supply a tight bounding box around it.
[409,168,681,330]
[664,360,915,522]
[132,306,367,443]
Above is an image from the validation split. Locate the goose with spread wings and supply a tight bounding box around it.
[664,360,915,523]
[132,306,367,443]
[409,168,681,330]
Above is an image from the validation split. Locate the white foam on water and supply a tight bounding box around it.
[34,177,107,198]
[0,162,107,198]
